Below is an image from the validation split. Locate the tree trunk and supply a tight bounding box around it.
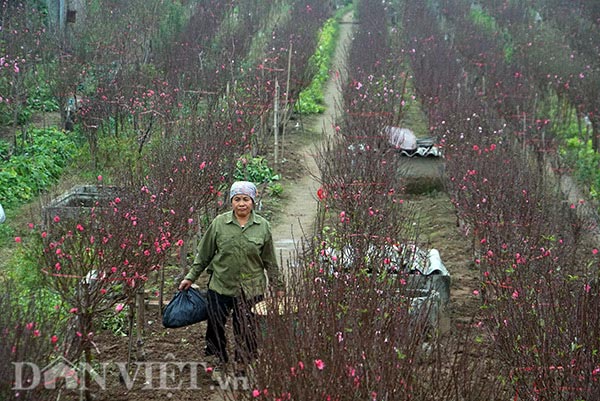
[591,116,599,162]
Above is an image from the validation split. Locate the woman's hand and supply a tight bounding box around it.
[178,279,193,291]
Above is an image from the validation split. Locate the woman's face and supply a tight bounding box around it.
[232,194,253,218]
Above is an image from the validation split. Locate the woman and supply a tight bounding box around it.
[179,181,283,374]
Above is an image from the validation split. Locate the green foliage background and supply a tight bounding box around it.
[0,129,78,208]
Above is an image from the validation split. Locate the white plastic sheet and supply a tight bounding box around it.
[384,126,417,150]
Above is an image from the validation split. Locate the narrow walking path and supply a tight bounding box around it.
[271,12,354,275]
[206,12,356,401]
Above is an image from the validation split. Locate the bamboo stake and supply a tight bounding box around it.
[274,78,280,165]
[282,42,293,162]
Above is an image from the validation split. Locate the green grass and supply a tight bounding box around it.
[295,17,342,114]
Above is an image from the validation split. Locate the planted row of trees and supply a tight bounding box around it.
[404,0,600,399]
[1,1,340,400]
[2,0,600,399]
[248,0,600,399]
[436,0,600,197]
[248,1,502,400]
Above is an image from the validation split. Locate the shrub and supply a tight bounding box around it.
[234,154,280,184]
[0,128,77,207]
[0,280,63,401]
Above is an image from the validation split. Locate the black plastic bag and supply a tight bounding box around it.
[162,287,208,328]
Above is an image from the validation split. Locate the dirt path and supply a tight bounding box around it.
[270,12,353,276]
[269,10,479,326]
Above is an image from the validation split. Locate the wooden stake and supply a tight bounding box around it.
[274,78,280,165]
[282,42,293,161]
